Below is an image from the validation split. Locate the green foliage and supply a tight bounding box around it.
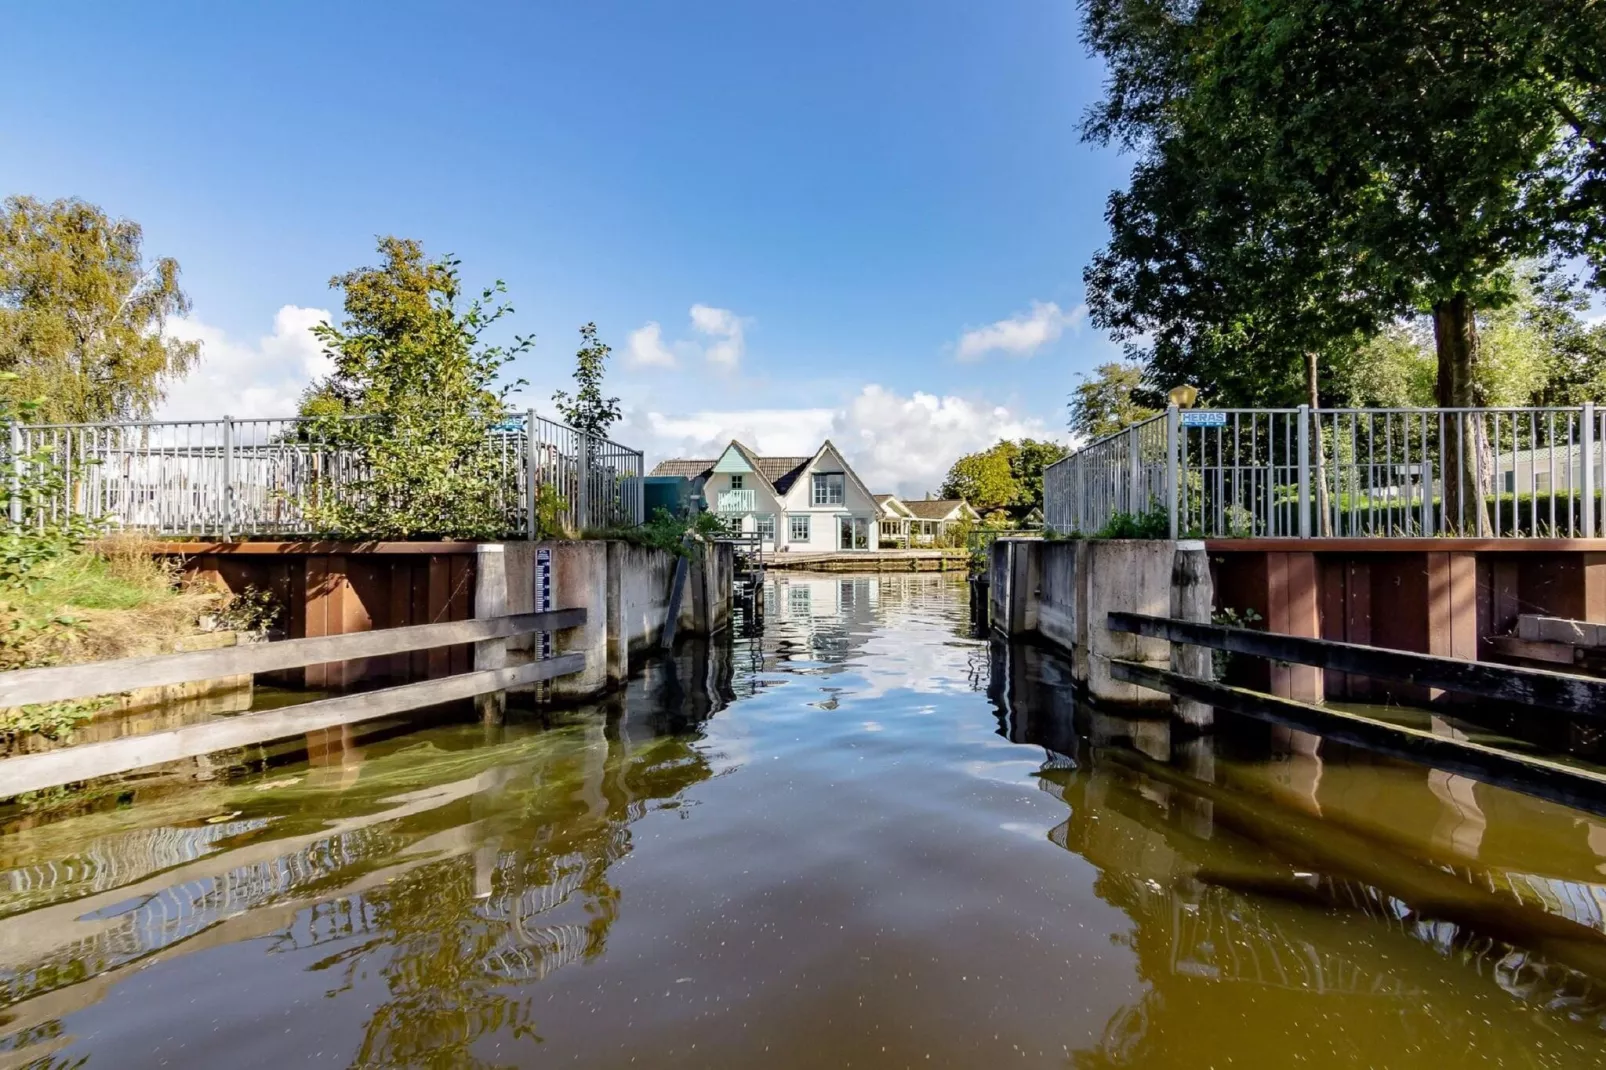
[1069,362,1159,440]
[942,445,1018,514]
[941,439,1069,519]
[299,237,531,539]
[0,195,199,422]
[1080,0,1606,411]
[588,507,728,556]
[552,323,622,439]
[1210,605,1264,680]
[211,585,281,636]
[1092,507,1171,540]
[532,484,570,540]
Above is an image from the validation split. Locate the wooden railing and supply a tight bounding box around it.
[1104,611,1606,818]
[0,608,586,798]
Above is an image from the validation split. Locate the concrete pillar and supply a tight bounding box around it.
[473,543,509,724]
[1169,540,1215,729]
[546,540,611,701]
[1086,540,1177,708]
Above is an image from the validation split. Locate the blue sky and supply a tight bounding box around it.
[1,1,1129,494]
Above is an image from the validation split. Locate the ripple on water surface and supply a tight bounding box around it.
[1,572,1605,1067]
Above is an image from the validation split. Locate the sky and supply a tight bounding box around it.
[1,1,1132,497]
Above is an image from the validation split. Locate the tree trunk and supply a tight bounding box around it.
[1306,351,1332,536]
[1432,293,1489,534]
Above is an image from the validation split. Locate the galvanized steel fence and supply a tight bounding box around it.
[3,410,644,537]
[1045,403,1605,540]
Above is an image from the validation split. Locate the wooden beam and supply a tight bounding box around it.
[0,654,585,799]
[1107,658,1606,820]
[140,541,487,555]
[1106,611,1606,716]
[0,609,586,706]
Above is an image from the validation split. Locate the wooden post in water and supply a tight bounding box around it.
[474,544,509,725]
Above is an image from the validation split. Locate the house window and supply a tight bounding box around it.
[790,514,811,542]
[729,474,744,490]
[756,514,776,542]
[812,473,845,505]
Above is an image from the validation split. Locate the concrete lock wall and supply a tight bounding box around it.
[503,539,734,702]
[989,538,1213,716]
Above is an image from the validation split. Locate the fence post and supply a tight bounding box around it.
[1127,425,1143,517]
[1166,405,1180,539]
[577,433,592,532]
[221,415,234,541]
[1585,402,1597,539]
[634,449,646,524]
[7,422,20,528]
[1296,404,1312,538]
[525,408,538,540]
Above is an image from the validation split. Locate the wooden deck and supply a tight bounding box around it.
[765,549,968,572]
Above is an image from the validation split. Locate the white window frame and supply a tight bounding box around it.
[790,514,811,542]
[756,513,776,542]
[812,472,845,506]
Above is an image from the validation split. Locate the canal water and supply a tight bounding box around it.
[3,572,1606,1068]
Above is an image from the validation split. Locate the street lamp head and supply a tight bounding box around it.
[1167,384,1199,409]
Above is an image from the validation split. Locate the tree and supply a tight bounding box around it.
[939,439,1069,519]
[300,237,531,538]
[1081,0,1606,527]
[552,323,621,439]
[1069,362,1159,440]
[1009,438,1071,513]
[940,444,1019,516]
[0,196,199,422]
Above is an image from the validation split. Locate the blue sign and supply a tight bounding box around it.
[1181,411,1228,427]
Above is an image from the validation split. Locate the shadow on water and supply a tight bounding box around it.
[994,637,1606,1063]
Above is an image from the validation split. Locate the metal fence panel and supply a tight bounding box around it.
[1045,404,1605,540]
[3,411,644,538]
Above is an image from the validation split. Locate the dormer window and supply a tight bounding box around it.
[730,475,744,490]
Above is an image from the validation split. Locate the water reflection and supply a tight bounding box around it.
[0,637,732,1067]
[6,576,1606,1067]
[995,638,1606,1063]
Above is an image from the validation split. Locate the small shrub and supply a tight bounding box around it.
[1093,507,1172,539]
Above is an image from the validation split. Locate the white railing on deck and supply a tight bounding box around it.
[716,488,756,513]
[4,410,644,537]
[1044,403,1604,540]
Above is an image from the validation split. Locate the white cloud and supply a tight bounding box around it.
[955,300,1085,361]
[627,321,677,367]
[157,305,333,420]
[688,304,746,367]
[632,385,1063,498]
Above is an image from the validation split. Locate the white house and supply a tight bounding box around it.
[874,494,981,546]
[649,439,882,551]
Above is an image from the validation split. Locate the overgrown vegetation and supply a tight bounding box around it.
[940,439,1070,520]
[298,237,532,539]
[587,508,728,556]
[1092,507,1172,540]
[553,323,622,439]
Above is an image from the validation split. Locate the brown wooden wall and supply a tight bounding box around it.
[160,542,481,691]
[1208,540,1606,705]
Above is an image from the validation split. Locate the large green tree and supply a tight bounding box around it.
[940,439,1069,519]
[300,237,532,538]
[0,196,199,422]
[1082,0,1606,526]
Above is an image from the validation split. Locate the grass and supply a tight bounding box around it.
[0,535,232,742]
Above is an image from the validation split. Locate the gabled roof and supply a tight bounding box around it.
[649,440,811,494]
[792,439,878,507]
[903,498,977,521]
[650,458,715,479]
[874,494,915,518]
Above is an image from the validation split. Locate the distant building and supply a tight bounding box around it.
[650,439,882,551]
[873,493,981,546]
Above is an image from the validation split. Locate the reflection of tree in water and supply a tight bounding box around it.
[290,729,714,1070]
